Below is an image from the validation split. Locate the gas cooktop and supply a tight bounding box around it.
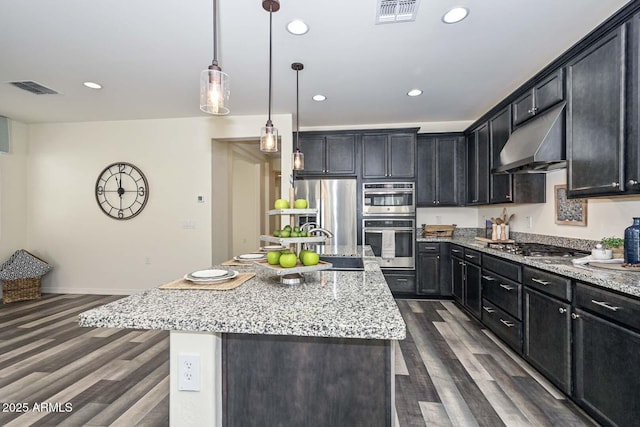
[489,242,590,258]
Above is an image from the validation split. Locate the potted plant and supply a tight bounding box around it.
[601,236,624,259]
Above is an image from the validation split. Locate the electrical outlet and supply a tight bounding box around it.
[178,353,201,391]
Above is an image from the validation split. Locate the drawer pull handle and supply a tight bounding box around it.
[499,284,514,291]
[558,307,567,314]
[483,306,495,313]
[531,278,550,286]
[465,254,476,259]
[396,279,408,282]
[482,275,496,281]
[452,249,462,253]
[500,319,515,328]
[591,300,621,311]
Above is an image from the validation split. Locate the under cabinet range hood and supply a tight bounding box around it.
[493,101,567,174]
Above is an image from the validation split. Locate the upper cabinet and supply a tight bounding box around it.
[567,25,626,198]
[466,123,490,205]
[416,134,465,207]
[362,131,416,179]
[295,133,357,177]
[625,13,640,194]
[512,69,565,128]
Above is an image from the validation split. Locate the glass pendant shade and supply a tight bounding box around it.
[292,148,304,170]
[200,65,230,115]
[260,121,278,152]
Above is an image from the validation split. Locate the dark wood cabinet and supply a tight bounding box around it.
[512,68,565,127]
[450,245,464,303]
[464,261,482,319]
[452,247,482,318]
[524,287,572,394]
[362,131,416,179]
[383,270,416,296]
[416,134,465,206]
[624,13,640,194]
[416,242,451,296]
[296,133,357,176]
[466,124,490,205]
[567,25,626,198]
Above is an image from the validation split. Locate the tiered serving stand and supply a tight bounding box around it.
[256,208,333,284]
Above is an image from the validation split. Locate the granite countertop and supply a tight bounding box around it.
[418,236,640,298]
[78,245,406,340]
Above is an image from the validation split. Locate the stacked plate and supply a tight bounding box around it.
[184,269,238,284]
[233,253,267,262]
[260,245,286,252]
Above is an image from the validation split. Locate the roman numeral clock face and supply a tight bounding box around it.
[95,162,149,220]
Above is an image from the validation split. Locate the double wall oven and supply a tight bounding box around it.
[362,182,415,269]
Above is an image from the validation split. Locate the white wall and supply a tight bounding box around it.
[0,120,28,261]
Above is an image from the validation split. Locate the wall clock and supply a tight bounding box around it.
[95,162,149,220]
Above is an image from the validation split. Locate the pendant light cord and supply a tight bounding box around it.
[267,5,273,122]
[212,0,218,66]
[296,67,300,149]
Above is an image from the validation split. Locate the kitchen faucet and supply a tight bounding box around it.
[309,227,334,238]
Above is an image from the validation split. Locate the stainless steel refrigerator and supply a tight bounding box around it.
[294,178,357,247]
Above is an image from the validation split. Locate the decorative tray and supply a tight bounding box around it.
[253,260,333,275]
[260,235,327,244]
[590,262,640,272]
[267,208,318,215]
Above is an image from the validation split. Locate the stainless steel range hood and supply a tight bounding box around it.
[493,101,566,174]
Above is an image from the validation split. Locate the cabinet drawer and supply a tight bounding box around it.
[575,282,640,332]
[523,266,571,301]
[383,272,416,294]
[482,272,521,319]
[481,299,522,353]
[483,255,522,282]
[463,248,481,265]
[450,244,464,257]
[418,243,441,253]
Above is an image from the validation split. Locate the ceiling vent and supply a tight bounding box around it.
[376,0,420,24]
[8,81,59,95]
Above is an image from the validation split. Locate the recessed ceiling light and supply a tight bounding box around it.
[83,81,102,89]
[407,89,423,97]
[442,7,469,24]
[313,94,326,102]
[287,19,309,35]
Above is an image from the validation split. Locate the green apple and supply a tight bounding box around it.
[274,199,290,209]
[302,251,320,266]
[284,225,292,231]
[299,249,309,261]
[267,251,281,265]
[273,230,281,237]
[280,229,290,238]
[293,226,300,233]
[279,253,298,268]
[290,231,299,237]
[294,199,308,209]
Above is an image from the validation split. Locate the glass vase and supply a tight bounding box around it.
[624,217,640,264]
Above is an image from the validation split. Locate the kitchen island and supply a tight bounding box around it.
[79,246,405,427]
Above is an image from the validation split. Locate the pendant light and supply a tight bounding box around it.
[200,0,230,115]
[260,0,280,152]
[292,62,304,170]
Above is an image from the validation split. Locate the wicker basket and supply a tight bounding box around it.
[2,277,42,304]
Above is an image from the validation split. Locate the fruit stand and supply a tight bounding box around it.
[257,207,333,285]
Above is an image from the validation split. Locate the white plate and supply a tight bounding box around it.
[190,269,232,279]
[238,253,266,260]
[260,245,286,251]
[185,270,238,283]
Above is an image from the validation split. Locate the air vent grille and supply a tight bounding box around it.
[376,0,420,23]
[9,81,59,95]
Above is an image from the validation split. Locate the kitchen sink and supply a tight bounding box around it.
[319,256,364,271]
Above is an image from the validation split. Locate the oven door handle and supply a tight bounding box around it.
[363,229,415,233]
[363,190,414,195]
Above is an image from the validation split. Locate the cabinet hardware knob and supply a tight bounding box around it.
[531,277,550,286]
[500,319,515,328]
[628,179,639,186]
[571,313,580,320]
[591,299,621,311]
[458,261,464,266]
[527,109,534,114]
[482,306,495,313]
[499,284,514,291]
[472,199,478,203]
[559,307,567,314]
[612,182,620,188]
[506,195,511,199]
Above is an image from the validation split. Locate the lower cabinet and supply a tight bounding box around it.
[416,242,451,296]
[481,299,522,352]
[383,269,416,296]
[451,249,464,303]
[524,287,571,394]
[449,246,482,318]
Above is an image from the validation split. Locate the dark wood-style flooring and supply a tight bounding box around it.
[0,295,598,426]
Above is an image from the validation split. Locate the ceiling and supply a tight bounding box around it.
[0,0,631,128]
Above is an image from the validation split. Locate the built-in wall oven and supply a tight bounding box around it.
[363,218,415,269]
[362,182,415,216]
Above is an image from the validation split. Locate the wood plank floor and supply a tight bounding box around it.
[0,295,599,426]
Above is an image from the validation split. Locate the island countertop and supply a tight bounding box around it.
[78,246,406,340]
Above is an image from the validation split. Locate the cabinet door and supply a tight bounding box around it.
[567,26,625,197]
[451,256,464,303]
[512,91,535,127]
[297,136,325,174]
[417,251,440,295]
[466,124,490,205]
[389,133,415,178]
[436,136,464,206]
[524,288,571,394]
[489,108,513,204]
[362,134,388,178]
[573,309,640,427]
[464,262,482,319]
[625,13,640,193]
[325,134,356,175]
[534,68,564,113]
[416,136,437,206]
